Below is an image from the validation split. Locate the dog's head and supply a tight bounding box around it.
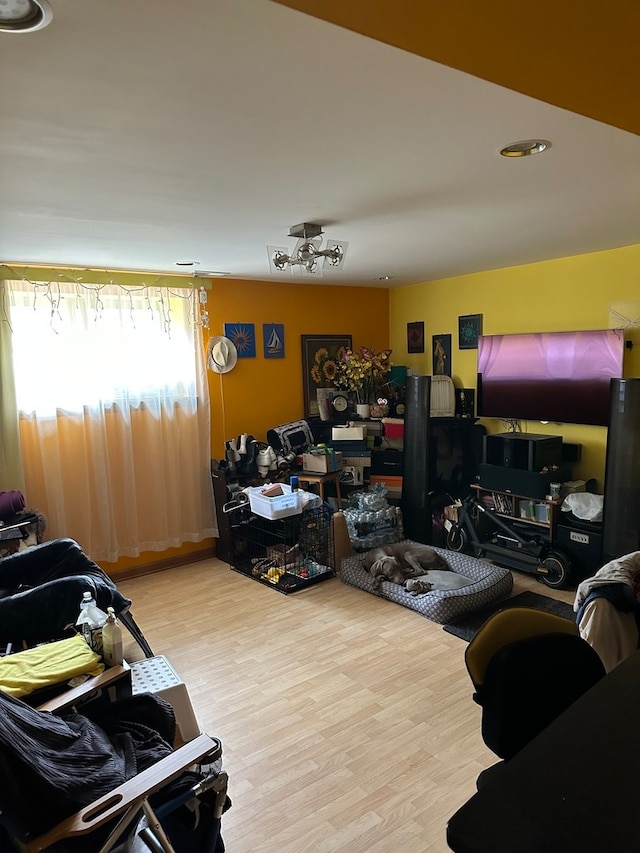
[369,556,401,577]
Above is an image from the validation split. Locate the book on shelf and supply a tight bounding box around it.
[491,493,513,515]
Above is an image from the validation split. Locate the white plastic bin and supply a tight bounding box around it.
[248,483,303,519]
[130,655,201,743]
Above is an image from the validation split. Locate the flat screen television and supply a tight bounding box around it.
[477,329,625,426]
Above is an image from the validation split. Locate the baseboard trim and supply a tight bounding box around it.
[111,546,216,581]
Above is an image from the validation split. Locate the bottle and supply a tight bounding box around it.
[76,590,108,653]
[102,606,124,667]
[289,475,299,492]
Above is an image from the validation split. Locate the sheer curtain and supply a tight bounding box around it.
[4,278,217,561]
[0,284,26,493]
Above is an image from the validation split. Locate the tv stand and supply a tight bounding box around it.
[447,488,572,588]
[471,484,561,538]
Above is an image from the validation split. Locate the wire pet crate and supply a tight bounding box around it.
[230,505,335,593]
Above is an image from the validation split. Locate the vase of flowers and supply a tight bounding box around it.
[336,346,392,414]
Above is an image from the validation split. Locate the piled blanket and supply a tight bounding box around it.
[0,691,174,839]
[0,691,229,852]
[574,551,640,619]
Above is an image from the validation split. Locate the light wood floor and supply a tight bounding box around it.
[119,560,575,853]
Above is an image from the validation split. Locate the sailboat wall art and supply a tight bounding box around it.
[263,323,285,359]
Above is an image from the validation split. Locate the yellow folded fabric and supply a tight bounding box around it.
[0,634,104,698]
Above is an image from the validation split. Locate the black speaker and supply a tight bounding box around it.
[401,375,432,543]
[562,442,583,463]
[602,378,640,562]
[483,433,562,471]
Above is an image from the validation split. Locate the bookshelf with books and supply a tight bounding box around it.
[471,484,560,537]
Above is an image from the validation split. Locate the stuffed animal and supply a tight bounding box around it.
[405,578,433,596]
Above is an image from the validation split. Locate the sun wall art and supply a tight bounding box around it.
[224,323,256,358]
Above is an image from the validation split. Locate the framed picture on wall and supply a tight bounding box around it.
[458,314,483,349]
[432,333,452,376]
[224,322,256,358]
[263,323,285,358]
[301,334,352,419]
[407,321,425,353]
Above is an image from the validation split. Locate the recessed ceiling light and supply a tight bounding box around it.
[0,0,53,33]
[377,275,393,281]
[499,139,551,158]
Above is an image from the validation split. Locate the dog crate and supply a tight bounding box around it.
[230,504,335,593]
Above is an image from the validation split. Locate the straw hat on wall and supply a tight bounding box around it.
[207,336,238,374]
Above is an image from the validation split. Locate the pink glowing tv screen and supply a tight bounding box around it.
[477,329,624,426]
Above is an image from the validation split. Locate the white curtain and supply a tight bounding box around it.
[4,279,217,561]
[0,284,26,492]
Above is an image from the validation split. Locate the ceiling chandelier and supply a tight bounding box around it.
[0,0,53,33]
[267,223,348,276]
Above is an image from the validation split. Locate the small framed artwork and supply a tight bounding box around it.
[224,322,256,358]
[458,314,483,350]
[433,333,452,376]
[263,323,285,358]
[407,321,425,353]
[301,334,352,419]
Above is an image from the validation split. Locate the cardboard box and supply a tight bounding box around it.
[302,451,343,474]
[332,425,366,441]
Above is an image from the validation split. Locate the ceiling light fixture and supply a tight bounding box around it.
[500,139,551,157]
[0,0,53,33]
[268,223,348,276]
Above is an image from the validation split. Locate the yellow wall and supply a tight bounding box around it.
[390,243,640,490]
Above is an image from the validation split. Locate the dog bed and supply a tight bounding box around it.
[340,543,513,625]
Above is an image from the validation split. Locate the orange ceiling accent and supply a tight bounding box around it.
[271,0,640,137]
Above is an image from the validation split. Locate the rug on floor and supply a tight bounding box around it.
[442,590,576,642]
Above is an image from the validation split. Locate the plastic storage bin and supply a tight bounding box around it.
[130,655,201,743]
[248,483,303,519]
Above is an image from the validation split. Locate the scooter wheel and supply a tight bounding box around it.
[446,526,467,552]
[540,550,571,589]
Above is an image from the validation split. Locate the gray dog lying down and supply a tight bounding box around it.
[363,542,449,591]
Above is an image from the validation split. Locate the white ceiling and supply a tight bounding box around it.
[1,0,639,287]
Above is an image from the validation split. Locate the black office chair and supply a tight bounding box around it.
[0,537,154,657]
[465,607,605,772]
